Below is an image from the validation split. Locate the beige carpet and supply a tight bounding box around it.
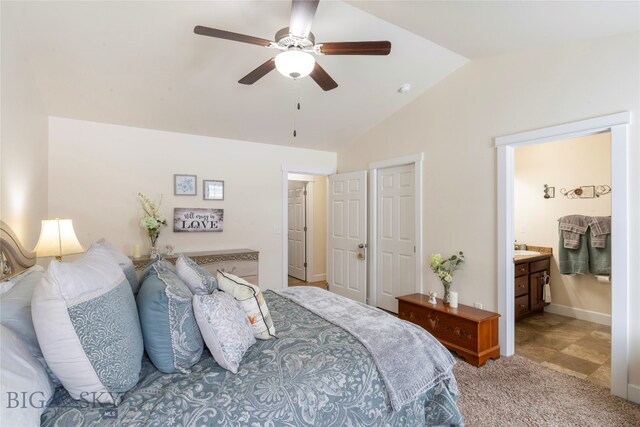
[453,355,640,427]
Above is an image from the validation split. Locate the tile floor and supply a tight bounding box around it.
[515,312,611,388]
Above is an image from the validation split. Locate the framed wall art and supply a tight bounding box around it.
[174,174,197,196]
[203,180,224,200]
[174,208,223,232]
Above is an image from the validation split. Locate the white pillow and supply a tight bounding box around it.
[175,254,218,295]
[0,325,54,427]
[217,271,276,340]
[32,246,143,405]
[192,292,256,373]
[93,238,140,294]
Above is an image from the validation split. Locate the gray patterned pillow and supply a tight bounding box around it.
[175,254,217,295]
[192,292,256,374]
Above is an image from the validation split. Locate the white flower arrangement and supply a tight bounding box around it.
[138,193,167,247]
[429,252,465,287]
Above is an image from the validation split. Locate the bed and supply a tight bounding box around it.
[0,221,463,426]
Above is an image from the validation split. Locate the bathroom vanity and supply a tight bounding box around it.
[514,249,552,321]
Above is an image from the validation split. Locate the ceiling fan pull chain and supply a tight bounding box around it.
[293,79,301,138]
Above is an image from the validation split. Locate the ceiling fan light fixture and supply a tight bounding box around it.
[275,49,315,79]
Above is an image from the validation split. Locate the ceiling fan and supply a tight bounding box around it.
[194,0,391,91]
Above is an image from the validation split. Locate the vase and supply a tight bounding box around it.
[149,246,159,259]
[443,283,451,304]
[149,231,160,258]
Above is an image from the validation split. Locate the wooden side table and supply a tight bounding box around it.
[397,293,500,367]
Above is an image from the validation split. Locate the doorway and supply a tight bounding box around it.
[513,132,612,389]
[496,112,630,399]
[286,173,328,290]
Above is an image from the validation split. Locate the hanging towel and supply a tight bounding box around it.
[542,273,552,304]
[588,232,611,275]
[587,216,611,248]
[558,223,590,274]
[559,215,589,249]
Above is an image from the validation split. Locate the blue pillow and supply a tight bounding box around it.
[137,261,203,374]
[0,266,60,386]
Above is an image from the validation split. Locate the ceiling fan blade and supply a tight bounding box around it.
[318,41,391,56]
[289,0,319,38]
[310,62,338,91]
[238,58,276,85]
[194,25,272,47]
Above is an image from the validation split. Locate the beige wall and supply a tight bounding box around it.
[337,33,640,385]
[0,7,49,248]
[515,133,611,315]
[48,117,336,290]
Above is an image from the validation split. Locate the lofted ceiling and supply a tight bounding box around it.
[3,1,638,152]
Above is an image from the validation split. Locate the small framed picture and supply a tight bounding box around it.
[203,180,224,200]
[174,174,197,196]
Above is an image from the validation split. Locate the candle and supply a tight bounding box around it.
[132,244,141,259]
[449,291,458,308]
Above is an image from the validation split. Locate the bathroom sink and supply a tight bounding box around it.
[514,250,541,256]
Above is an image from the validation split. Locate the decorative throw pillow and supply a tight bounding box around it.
[0,265,60,386]
[192,292,256,374]
[137,260,203,374]
[216,271,276,340]
[93,238,139,294]
[175,254,218,295]
[32,246,143,405]
[1,325,54,427]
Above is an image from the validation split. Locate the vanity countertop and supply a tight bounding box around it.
[513,245,552,263]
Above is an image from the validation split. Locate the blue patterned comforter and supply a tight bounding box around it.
[42,291,463,426]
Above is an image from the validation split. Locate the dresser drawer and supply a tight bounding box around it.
[514,275,528,297]
[515,262,529,277]
[515,295,529,319]
[530,258,550,273]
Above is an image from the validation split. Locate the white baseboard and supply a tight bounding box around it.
[545,303,611,326]
[629,384,640,404]
[309,273,326,283]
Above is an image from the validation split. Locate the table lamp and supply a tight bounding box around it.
[34,219,85,261]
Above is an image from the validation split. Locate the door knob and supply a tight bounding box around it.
[358,243,367,249]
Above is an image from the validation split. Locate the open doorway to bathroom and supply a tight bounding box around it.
[286,173,328,290]
[513,132,612,389]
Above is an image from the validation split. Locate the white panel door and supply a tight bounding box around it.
[328,171,367,303]
[376,164,415,313]
[288,181,306,281]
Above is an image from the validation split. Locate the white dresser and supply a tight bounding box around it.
[131,248,259,285]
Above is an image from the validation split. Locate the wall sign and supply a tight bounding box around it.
[174,208,223,232]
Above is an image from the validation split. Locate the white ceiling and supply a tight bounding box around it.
[349,1,640,59]
[4,1,638,151]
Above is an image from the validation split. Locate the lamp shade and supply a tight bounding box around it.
[275,50,315,79]
[34,219,85,260]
